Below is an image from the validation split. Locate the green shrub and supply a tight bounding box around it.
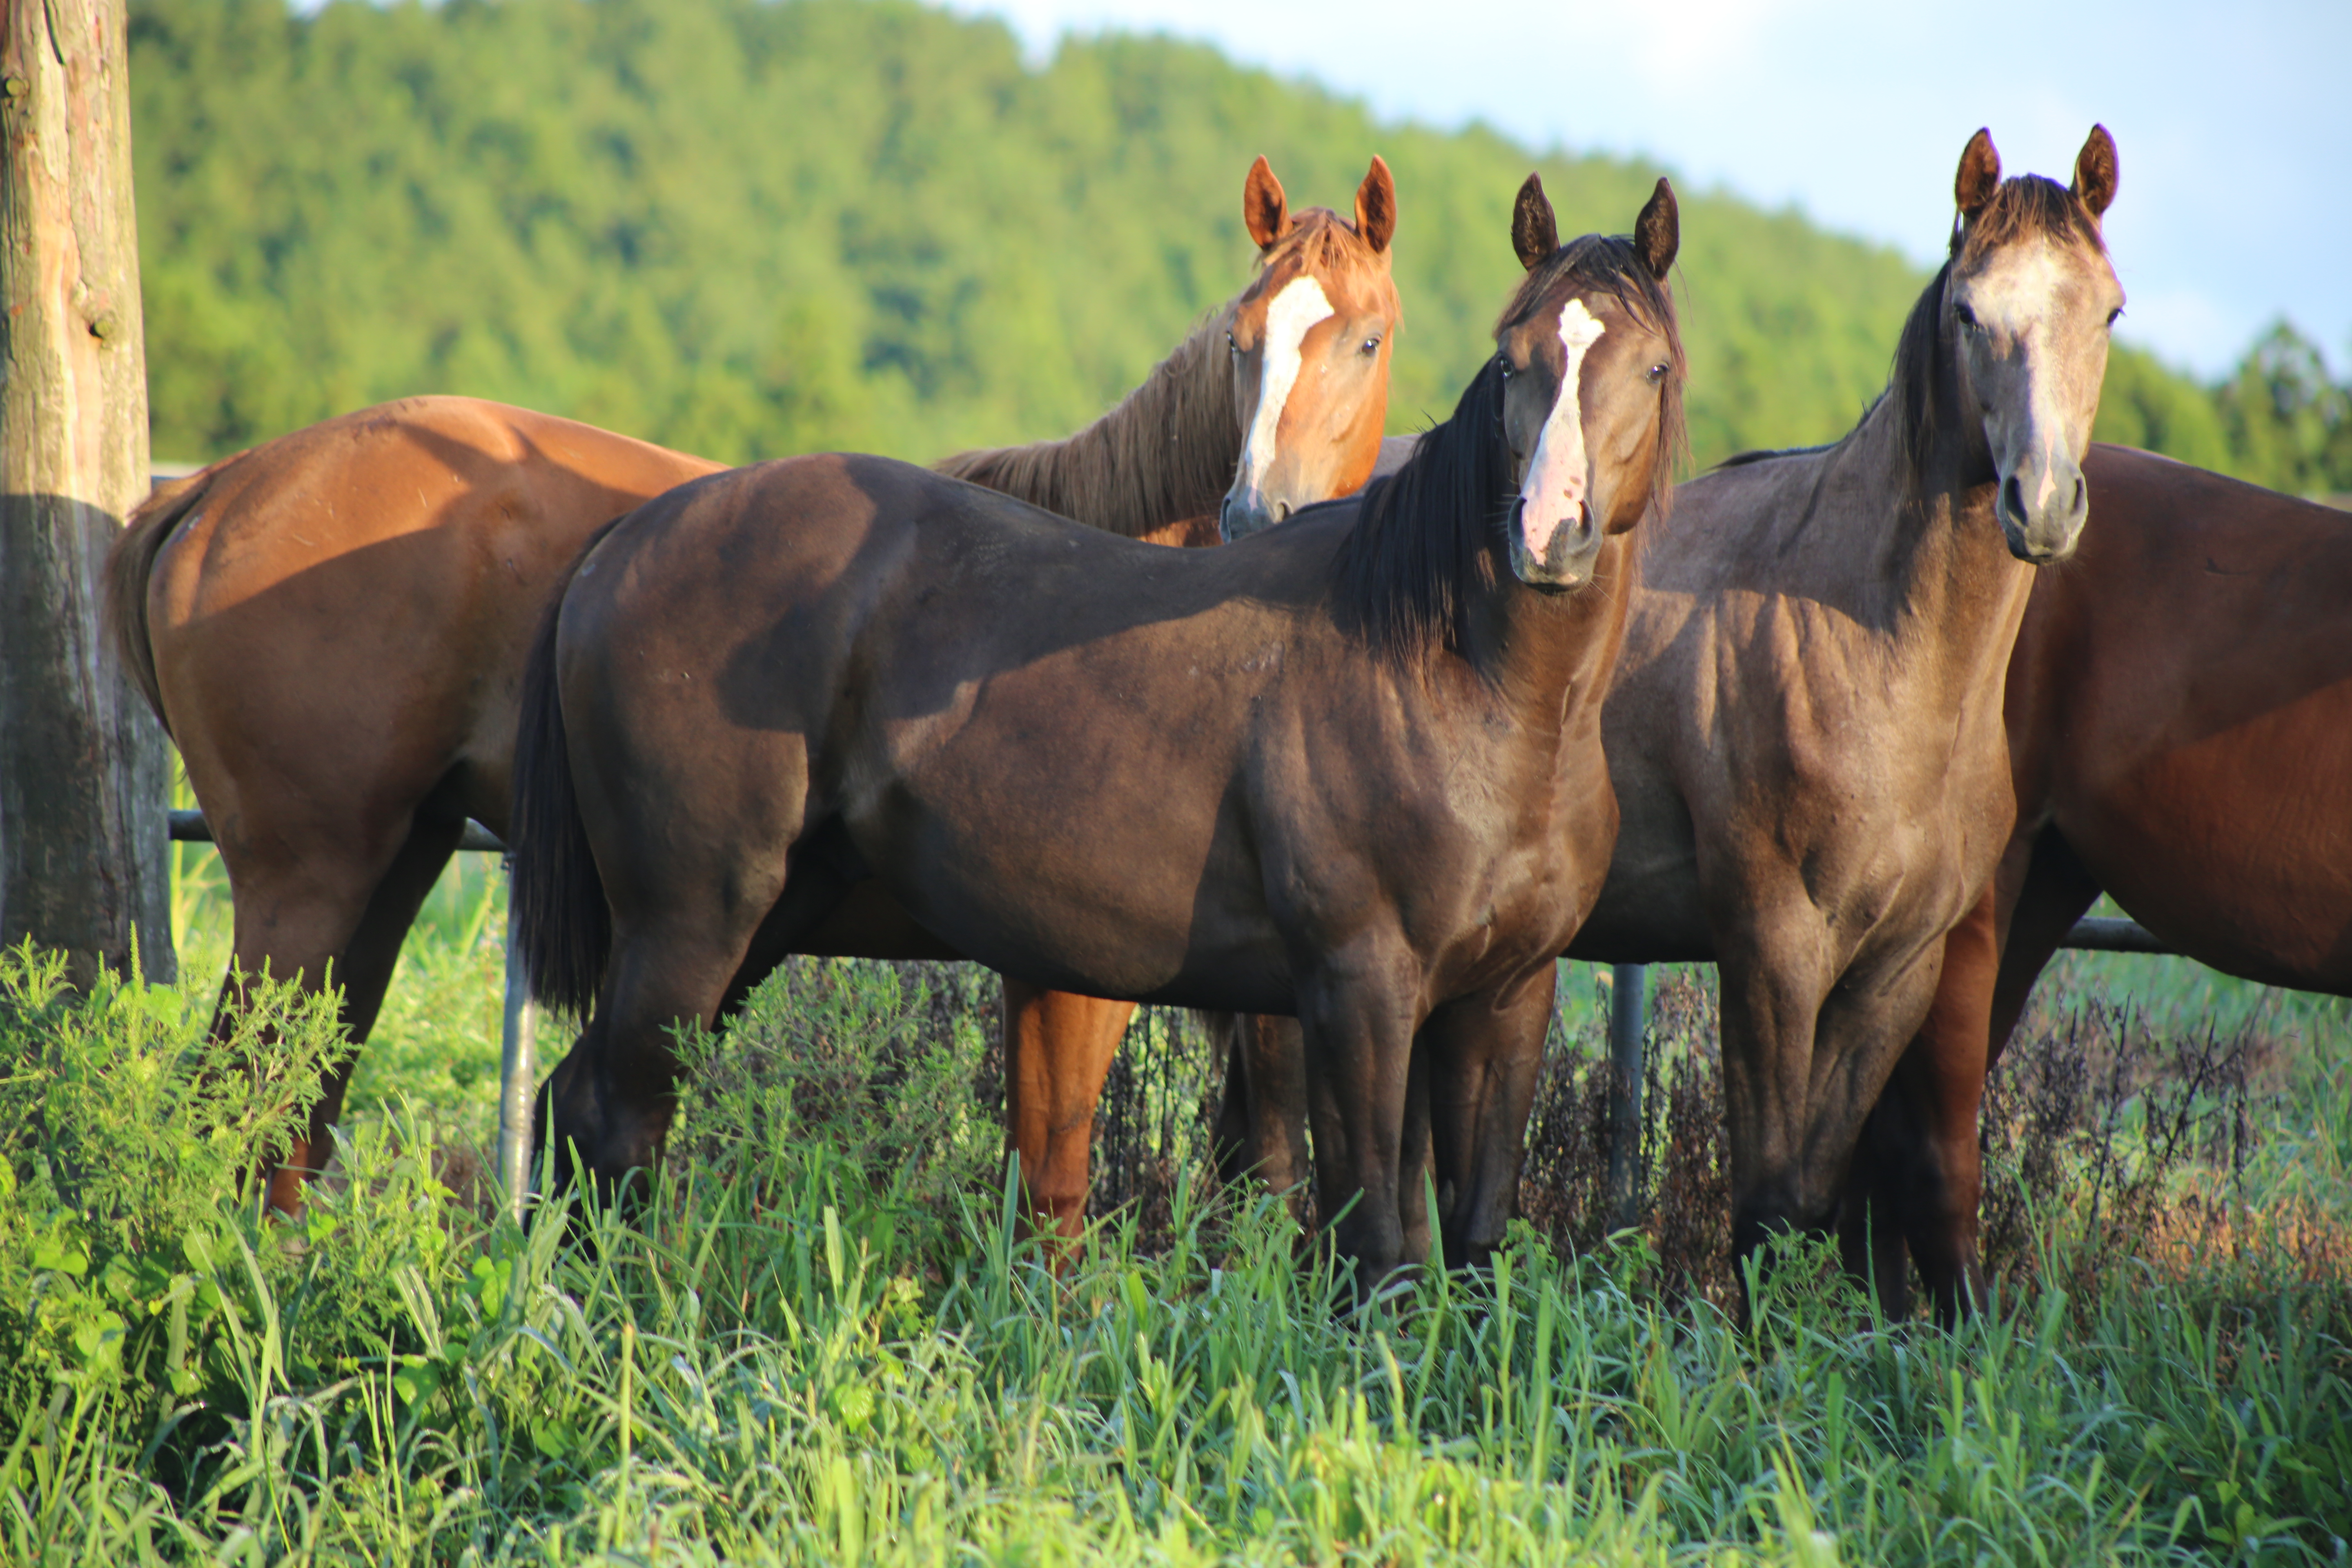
[0,941,346,1413]
[666,956,1000,1280]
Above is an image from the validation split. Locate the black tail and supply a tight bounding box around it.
[509,552,614,1021]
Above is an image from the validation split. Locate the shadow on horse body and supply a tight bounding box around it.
[1221,129,2128,1303]
[1850,443,2352,1320]
[103,156,1398,1217]
[511,178,1687,1285]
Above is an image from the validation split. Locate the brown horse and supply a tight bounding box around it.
[510,178,1686,1283]
[1220,129,2127,1288]
[1569,127,2122,1283]
[956,156,1401,1237]
[103,156,1399,1216]
[1846,445,2352,1320]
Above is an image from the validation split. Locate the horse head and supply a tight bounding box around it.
[1496,174,1685,590]
[1218,156,1401,542]
[1940,125,2123,562]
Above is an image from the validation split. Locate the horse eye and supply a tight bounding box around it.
[1497,355,1513,380]
[2106,307,2124,328]
[1954,302,1980,331]
[1227,330,1241,356]
[1646,362,1668,384]
[1361,335,1381,356]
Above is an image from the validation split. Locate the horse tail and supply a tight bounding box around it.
[509,528,620,1021]
[103,466,217,735]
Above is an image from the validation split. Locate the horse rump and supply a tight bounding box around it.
[102,463,226,735]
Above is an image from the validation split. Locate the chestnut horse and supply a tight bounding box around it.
[1221,129,2128,1290]
[1846,446,2352,1320]
[510,179,1686,1283]
[103,156,1399,1216]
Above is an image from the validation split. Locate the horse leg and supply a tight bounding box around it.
[999,978,1135,1242]
[541,837,847,1200]
[1713,920,1841,1278]
[205,804,448,1214]
[262,814,466,1212]
[1838,888,1998,1322]
[220,881,361,1217]
[1783,935,1953,1317]
[1213,1014,1313,1216]
[1211,1019,1252,1183]
[1418,966,1557,1269]
[1984,829,2101,1071]
[1296,942,1421,1290]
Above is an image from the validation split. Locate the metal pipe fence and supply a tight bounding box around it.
[166,808,2183,1224]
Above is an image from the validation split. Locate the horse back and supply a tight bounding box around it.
[133,397,722,847]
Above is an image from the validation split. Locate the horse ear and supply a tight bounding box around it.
[2071,124,2118,219]
[1355,155,1396,254]
[1243,156,1291,251]
[1634,177,1678,279]
[1955,127,2001,218]
[1512,173,1558,271]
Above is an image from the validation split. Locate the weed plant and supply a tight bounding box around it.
[4,930,2350,1563]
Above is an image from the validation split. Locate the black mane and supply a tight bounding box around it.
[1331,357,1515,668]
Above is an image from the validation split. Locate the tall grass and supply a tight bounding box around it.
[57,829,2348,1559]
[5,919,2350,1562]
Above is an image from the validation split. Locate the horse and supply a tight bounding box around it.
[1217,127,2128,1294]
[508,176,1687,1284]
[1844,445,2352,1321]
[102,155,1400,1217]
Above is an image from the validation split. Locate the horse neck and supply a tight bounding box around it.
[1813,378,2034,700]
[931,304,1239,539]
[1487,538,1636,726]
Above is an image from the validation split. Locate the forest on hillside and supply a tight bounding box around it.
[129,0,2349,494]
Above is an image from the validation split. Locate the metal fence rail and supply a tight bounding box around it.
[167,808,2183,1223]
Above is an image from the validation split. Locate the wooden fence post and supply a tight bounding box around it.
[0,0,172,985]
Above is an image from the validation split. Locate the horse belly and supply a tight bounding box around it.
[839,689,1289,1010]
[848,783,1288,1008]
[2064,713,2352,991]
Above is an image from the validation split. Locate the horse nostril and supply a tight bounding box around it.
[1273,500,1291,522]
[2071,475,2086,514]
[2001,474,2026,521]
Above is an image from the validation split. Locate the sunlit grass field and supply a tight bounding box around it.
[2,834,2341,1562]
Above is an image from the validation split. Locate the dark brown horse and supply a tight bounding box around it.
[510,178,1686,1282]
[1221,129,2129,1291]
[103,156,1399,1216]
[1846,445,2352,1319]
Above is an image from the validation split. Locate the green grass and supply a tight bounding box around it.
[16,849,2340,1562]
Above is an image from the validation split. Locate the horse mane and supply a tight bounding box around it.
[1335,232,1685,668]
[932,208,1376,539]
[1715,442,1832,471]
[1878,173,2110,494]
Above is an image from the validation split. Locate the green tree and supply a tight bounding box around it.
[2216,322,2351,496]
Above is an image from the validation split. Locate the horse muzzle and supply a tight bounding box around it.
[1996,459,2088,564]
[1508,497,1601,592]
[1219,488,1292,543]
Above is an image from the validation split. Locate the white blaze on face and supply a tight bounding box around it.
[1962,238,2082,512]
[1237,276,1336,497]
[1517,298,1608,563]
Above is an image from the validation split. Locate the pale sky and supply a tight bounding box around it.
[956,0,2349,381]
